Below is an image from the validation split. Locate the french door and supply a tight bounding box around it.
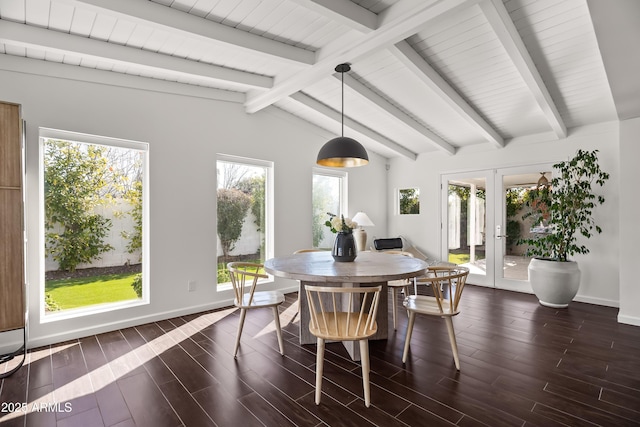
[441,164,553,290]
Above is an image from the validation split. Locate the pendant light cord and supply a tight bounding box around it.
[341,69,344,137]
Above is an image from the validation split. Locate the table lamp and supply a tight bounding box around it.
[351,212,374,252]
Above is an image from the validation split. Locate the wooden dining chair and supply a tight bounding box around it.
[227,262,285,358]
[379,250,416,330]
[305,285,382,407]
[402,266,469,370]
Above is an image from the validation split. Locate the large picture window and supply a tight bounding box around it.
[216,155,273,287]
[312,168,347,248]
[40,129,148,318]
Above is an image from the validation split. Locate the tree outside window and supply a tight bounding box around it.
[216,157,271,285]
[399,188,420,215]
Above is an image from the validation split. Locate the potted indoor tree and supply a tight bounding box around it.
[518,149,609,308]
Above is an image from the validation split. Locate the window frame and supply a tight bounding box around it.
[216,154,274,289]
[312,167,348,249]
[39,128,149,322]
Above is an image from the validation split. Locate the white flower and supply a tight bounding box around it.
[330,216,343,230]
[343,217,357,230]
[326,213,357,233]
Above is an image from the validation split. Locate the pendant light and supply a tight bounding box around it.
[316,64,369,168]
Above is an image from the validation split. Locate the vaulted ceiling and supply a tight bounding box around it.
[1,0,638,160]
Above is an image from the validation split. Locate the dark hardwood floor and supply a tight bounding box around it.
[1,284,639,427]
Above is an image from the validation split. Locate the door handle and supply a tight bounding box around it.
[496,225,508,239]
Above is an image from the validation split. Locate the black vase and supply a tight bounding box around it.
[332,231,357,262]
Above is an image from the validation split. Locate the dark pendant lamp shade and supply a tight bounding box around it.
[316,136,369,167]
[316,64,369,168]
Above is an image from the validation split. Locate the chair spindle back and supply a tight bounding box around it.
[227,262,268,307]
[305,286,382,340]
[422,266,469,315]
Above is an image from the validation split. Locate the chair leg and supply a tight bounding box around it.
[402,311,416,364]
[444,316,460,370]
[403,285,410,318]
[272,306,284,356]
[234,308,247,358]
[391,287,398,330]
[315,338,325,405]
[359,339,372,407]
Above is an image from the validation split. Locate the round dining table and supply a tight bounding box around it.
[264,250,429,360]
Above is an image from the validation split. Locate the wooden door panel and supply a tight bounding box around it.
[0,190,24,331]
[0,103,21,188]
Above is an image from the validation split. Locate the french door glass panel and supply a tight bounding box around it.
[495,165,553,292]
[442,164,552,289]
[442,171,494,287]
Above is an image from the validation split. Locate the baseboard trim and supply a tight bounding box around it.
[26,285,301,349]
[574,294,619,308]
[617,314,640,327]
[26,299,231,349]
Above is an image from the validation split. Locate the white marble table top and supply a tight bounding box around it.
[264,250,428,283]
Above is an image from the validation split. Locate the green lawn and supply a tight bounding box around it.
[448,253,470,264]
[448,253,486,264]
[45,273,139,310]
[217,260,264,283]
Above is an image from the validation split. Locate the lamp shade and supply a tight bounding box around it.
[317,137,369,167]
[352,211,374,227]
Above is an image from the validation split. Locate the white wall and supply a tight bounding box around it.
[387,122,621,308]
[0,62,387,347]
[619,117,640,326]
[45,199,141,271]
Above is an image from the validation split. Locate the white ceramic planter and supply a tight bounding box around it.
[528,258,581,308]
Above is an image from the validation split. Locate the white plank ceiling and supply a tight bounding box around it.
[0,0,637,159]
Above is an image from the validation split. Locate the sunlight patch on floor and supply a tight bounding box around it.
[0,309,238,422]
